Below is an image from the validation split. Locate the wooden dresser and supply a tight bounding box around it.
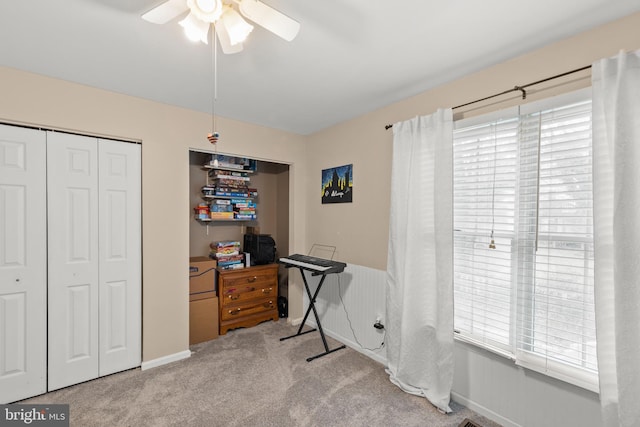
[217,264,279,335]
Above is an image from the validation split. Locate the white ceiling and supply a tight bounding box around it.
[1,1,639,135]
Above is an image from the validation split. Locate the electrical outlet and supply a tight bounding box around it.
[373,317,384,330]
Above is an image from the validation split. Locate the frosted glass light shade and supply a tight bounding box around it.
[215,22,244,54]
[179,12,210,44]
[220,7,253,46]
[196,0,217,13]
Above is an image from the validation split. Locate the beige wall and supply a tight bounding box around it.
[0,68,307,362]
[305,12,640,272]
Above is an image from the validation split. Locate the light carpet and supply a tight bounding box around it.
[23,321,500,427]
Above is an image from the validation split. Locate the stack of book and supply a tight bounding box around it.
[210,241,244,270]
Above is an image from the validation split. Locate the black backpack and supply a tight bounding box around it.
[243,234,276,265]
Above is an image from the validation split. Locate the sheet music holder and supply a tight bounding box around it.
[279,253,347,362]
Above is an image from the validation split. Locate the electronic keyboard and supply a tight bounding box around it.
[278,254,346,275]
[279,253,348,360]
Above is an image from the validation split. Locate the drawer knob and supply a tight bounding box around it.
[228,295,239,301]
[247,276,257,283]
[229,308,241,315]
[262,287,272,294]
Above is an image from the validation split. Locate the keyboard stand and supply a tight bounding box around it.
[280,268,346,362]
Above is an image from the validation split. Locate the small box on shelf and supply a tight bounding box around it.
[209,211,234,220]
[211,201,233,213]
[193,203,210,221]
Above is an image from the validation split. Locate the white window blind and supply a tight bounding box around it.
[453,88,597,391]
[453,112,518,354]
[515,95,597,390]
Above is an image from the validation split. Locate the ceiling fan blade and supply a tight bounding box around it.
[236,0,300,42]
[142,0,189,24]
[215,24,244,54]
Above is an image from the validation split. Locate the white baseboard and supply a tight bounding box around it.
[451,391,519,427]
[141,350,191,371]
[287,317,303,326]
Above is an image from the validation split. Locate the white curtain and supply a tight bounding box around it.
[592,49,640,427]
[386,109,454,413]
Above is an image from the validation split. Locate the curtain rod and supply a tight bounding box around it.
[384,64,592,130]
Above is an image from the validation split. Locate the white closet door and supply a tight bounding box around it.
[47,132,99,391]
[0,125,46,403]
[98,139,141,376]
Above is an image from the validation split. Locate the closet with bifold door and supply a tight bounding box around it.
[0,124,141,403]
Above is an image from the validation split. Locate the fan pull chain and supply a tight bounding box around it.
[207,24,220,149]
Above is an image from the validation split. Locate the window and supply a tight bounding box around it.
[453,89,597,391]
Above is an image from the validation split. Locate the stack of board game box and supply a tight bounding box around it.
[205,169,258,220]
[210,241,244,270]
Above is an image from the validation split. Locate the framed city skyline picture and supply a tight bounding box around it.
[322,164,353,204]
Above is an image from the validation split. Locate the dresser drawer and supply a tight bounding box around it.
[220,269,276,292]
[220,285,276,306]
[221,298,276,321]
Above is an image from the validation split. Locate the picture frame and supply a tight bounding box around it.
[321,164,353,204]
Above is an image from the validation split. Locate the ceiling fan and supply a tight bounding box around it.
[142,0,300,54]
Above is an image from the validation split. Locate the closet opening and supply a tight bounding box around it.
[188,149,290,340]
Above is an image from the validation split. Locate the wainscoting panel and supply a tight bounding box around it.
[300,263,387,363]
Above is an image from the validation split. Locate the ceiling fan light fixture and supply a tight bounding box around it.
[187,0,223,23]
[220,6,254,46]
[179,12,210,44]
[142,0,300,52]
